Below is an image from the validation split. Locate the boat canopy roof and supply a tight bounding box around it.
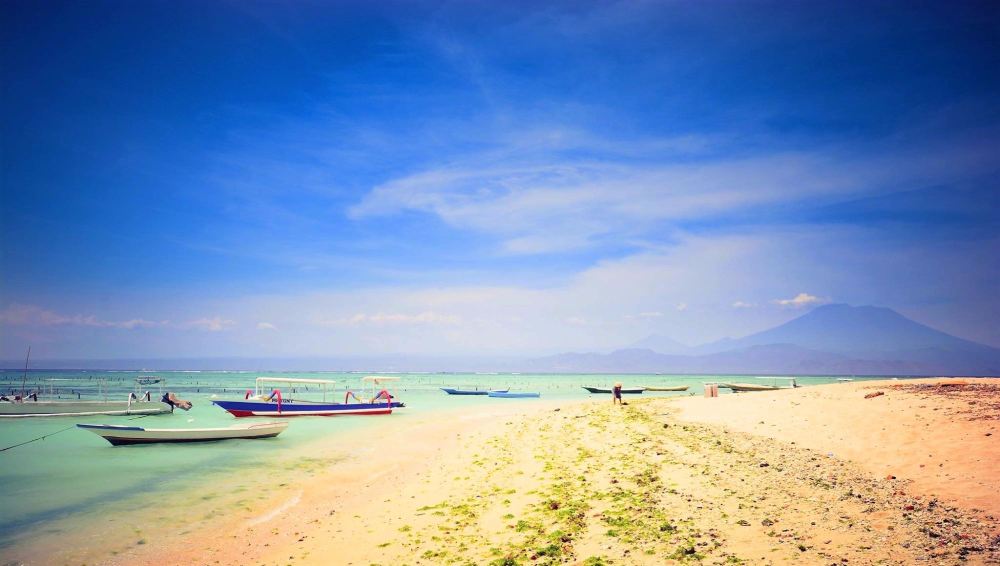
[362,375,400,383]
[255,377,336,386]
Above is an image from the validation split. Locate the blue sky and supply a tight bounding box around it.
[1,0,998,358]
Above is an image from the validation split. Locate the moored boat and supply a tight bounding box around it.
[582,386,645,394]
[642,385,689,392]
[720,377,798,392]
[212,376,404,417]
[488,391,540,398]
[441,387,509,396]
[77,421,288,445]
[0,377,174,418]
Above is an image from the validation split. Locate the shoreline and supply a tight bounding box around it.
[3,378,998,565]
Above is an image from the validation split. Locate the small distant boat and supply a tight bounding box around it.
[488,391,540,398]
[441,387,509,396]
[642,385,689,392]
[77,421,288,446]
[582,386,645,394]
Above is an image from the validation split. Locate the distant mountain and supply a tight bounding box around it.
[531,304,1000,376]
[697,304,995,355]
[629,334,691,354]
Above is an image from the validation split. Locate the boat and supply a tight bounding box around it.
[212,376,405,417]
[720,377,798,392]
[582,386,645,394]
[77,421,288,446]
[487,391,540,398]
[642,385,689,392]
[0,377,173,418]
[441,387,510,396]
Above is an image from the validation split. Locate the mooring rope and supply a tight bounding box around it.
[0,413,155,453]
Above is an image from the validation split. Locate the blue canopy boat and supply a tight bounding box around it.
[212,376,404,417]
[441,387,510,396]
[488,391,540,398]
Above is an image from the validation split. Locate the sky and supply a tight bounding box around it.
[1,0,998,359]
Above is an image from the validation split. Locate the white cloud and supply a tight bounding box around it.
[637,311,663,318]
[256,322,278,330]
[675,303,688,312]
[0,303,164,329]
[321,311,461,326]
[731,301,757,309]
[565,316,588,326]
[348,135,997,255]
[186,317,237,332]
[772,293,828,308]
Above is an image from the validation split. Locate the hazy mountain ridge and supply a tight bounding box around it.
[4,305,997,376]
[571,304,1000,375]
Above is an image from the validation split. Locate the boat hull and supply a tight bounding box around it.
[719,383,780,392]
[643,386,689,392]
[441,388,509,396]
[441,388,488,395]
[0,400,172,418]
[488,392,540,398]
[212,399,403,417]
[582,387,645,394]
[77,422,288,445]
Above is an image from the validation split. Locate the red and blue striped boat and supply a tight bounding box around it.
[212,377,405,417]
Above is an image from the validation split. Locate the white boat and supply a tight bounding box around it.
[0,377,173,418]
[720,377,798,392]
[77,421,289,446]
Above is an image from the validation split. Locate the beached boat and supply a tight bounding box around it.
[642,385,689,392]
[582,386,645,394]
[441,387,509,396]
[77,421,288,446]
[212,376,404,417]
[488,391,540,398]
[720,377,798,392]
[0,377,173,418]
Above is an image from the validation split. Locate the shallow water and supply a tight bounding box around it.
[0,370,880,552]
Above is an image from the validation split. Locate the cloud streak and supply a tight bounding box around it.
[0,304,165,330]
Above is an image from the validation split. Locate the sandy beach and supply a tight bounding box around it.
[9,378,999,565]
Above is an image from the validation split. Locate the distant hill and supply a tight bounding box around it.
[628,334,691,355]
[531,305,1000,375]
[697,304,994,355]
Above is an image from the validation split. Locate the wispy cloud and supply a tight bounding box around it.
[0,304,165,329]
[772,293,828,308]
[321,311,461,326]
[256,322,278,330]
[731,301,757,309]
[349,134,997,255]
[185,317,237,332]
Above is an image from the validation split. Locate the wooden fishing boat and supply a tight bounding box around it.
[212,376,404,417]
[487,391,540,398]
[582,386,645,394]
[642,385,689,392]
[77,421,288,445]
[441,387,509,396]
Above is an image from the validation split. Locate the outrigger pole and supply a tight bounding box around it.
[21,346,31,399]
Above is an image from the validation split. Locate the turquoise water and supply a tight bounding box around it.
[0,370,880,550]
